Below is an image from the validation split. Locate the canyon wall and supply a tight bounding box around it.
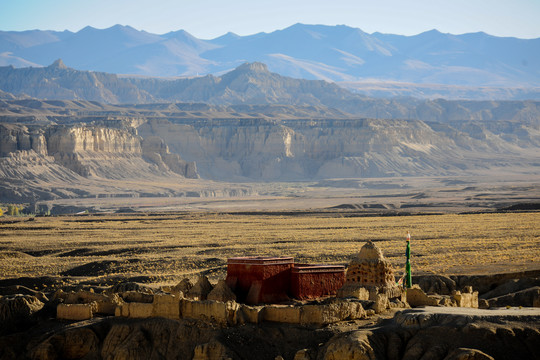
[2,114,538,185]
[0,123,198,183]
[138,117,539,181]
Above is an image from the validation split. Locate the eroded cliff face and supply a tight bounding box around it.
[0,124,198,180]
[46,126,143,178]
[142,136,199,179]
[139,117,529,181]
[137,119,305,180]
[46,126,142,154]
[0,124,47,156]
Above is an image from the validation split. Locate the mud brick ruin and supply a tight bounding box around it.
[338,239,404,300]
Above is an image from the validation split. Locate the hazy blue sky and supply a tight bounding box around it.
[2,0,539,39]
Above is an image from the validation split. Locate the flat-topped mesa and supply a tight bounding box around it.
[338,240,403,300]
[233,62,269,74]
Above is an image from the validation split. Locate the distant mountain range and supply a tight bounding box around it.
[1,60,539,122]
[1,24,539,90]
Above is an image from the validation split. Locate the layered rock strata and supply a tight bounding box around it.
[0,123,198,180]
[138,116,537,181]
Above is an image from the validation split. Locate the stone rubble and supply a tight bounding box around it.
[406,284,479,308]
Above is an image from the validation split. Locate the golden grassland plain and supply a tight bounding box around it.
[0,212,539,288]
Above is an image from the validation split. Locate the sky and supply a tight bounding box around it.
[1,0,539,39]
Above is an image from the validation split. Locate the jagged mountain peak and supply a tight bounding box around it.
[49,58,67,69]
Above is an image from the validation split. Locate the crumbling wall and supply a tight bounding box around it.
[181,299,239,326]
[300,299,366,325]
[112,295,369,326]
[114,294,180,319]
[55,289,124,315]
[57,302,97,321]
[452,287,479,308]
[407,285,479,308]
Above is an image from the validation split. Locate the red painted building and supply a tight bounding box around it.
[226,256,345,304]
[226,256,294,304]
[291,264,346,300]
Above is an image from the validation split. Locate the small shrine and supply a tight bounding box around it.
[338,240,403,300]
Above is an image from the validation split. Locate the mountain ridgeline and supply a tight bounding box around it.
[1,61,540,124]
[1,24,539,91]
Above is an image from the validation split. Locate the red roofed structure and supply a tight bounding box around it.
[226,256,345,304]
[291,264,346,300]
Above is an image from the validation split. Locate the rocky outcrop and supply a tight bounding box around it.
[406,285,479,308]
[319,307,540,360]
[3,96,540,185]
[0,294,44,332]
[443,348,495,360]
[414,274,458,295]
[30,327,101,360]
[192,340,233,360]
[138,115,540,181]
[46,125,156,178]
[486,286,540,308]
[415,272,540,308]
[0,124,47,156]
[24,315,338,360]
[46,125,141,154]
[1,123,199,180]
[207,280,237,302]
[0,121,205,201]
[29,318,221,360]
[142,136,198,178]
[187,276,214,301]
[24,306,540,360]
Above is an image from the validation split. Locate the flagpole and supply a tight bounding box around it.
[405,231,412,288]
